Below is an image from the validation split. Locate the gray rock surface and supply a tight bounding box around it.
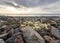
[51,26,60,39]
[56,40,60,43]
[0,39,5,43]
[44,35,58,43]
[21,26,45,43]
[6,32,22,43]
[37,29,47,36]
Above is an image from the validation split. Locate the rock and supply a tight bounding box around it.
[14,35,24,43]
[50,20,57,28]
[11,24,20,29]
[14,28,21,34]
[0,28,5,34]
[50,39,58,43]
[6,29,14,39]
[5,28,22,40]
[51,26,60,39]
[0,39,5,43]
[44,35,58,43]
[0,25,10,39]
[56,40,60,43]
[44,35,52,43]
[6,32,22,43]
[37,28,47,36]
[21,26,45,43]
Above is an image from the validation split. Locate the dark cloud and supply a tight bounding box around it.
[14,0,59,7]
[0,0,59,7]
[0,0,60,14]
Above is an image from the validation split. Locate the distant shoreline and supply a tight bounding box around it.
[0,14,60,16]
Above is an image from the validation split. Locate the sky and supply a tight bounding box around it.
[0,0,60,14]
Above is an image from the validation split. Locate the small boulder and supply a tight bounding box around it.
[0,39,5,43]
[14,35,24,43]
[6,32,22,43]
[44,35,58,43]
[56,40,60,43]
[37,28,47,36]
[21,26,45,43]
[51,26,60,39]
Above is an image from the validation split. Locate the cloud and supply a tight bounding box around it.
[0,5,53,14]
[0,0,60,14]
[14,0,59,7]
[43,1,60,13]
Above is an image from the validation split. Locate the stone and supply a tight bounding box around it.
[14,28,20,34]
[0,39,5,43]
[51,26,60,39]
[6,29,14,39]
[21,26,45,43]
[44,35,58,43]
[50,40,58,43]
[14,35,24,43]
[5,28,22,40]
[56,40,60,43]
[0,28,5,34]
[6,32,22,43]
[37,28,47,36]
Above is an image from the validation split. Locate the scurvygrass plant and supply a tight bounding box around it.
[20,21,48,31]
